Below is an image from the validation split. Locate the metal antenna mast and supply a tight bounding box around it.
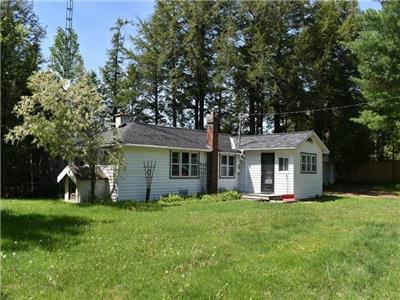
[64,0,73,78]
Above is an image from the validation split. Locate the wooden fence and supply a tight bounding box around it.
[338,160,400,182]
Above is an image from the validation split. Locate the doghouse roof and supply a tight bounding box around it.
[57,165,108,184]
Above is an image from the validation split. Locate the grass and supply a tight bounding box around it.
[1,194,400,299]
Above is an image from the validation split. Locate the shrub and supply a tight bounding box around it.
[159,193,184,203]
[159,190,241,205]
[219,190,241,201]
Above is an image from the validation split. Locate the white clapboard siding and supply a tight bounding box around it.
[293,136,323,199]
[116,147,207,201]
[274,150,295,195]
[239,151,262,193]
[239,150,295,194]
[99,165,118,201]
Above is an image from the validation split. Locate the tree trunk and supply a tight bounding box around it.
[89,163,96,203]
[154,76,159,125]
[172,94,177,127]
[194,95,199,129]
[249,90,256,134]
[217,90,222,131]
[199,90,204,130]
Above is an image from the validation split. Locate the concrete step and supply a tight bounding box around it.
[242,194,283,201]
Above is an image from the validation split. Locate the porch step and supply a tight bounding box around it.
[242,193,283,201]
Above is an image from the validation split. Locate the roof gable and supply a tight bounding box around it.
[237,131,314,150]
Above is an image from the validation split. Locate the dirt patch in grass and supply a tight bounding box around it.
[326,182,400,199]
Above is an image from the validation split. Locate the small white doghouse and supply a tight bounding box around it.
[57,165,110,202]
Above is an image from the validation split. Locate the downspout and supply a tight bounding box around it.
[239,149,247,193]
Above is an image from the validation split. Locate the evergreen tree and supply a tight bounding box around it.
[49,27,84,79]
[0,0,56,197]
[298,0,371,166]
[181,0,216,129]
[101,18,129,121]
[211,0,241,133]
[157,1,187,127]
[127,15,165,125]
[350,0,400,160]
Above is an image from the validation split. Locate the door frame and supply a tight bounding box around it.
[261,153,275,193]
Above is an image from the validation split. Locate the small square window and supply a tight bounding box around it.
[221,155,227,165]
[172,152,179,164]
[191,165,198,176]
[191,153,198,164]
[172,164,179,176]
[181,164,189,176]
[228,166,234,177]
[182,152,189,164]
[300,153,317,174]
[279,157,289,171]
[221,166,227,177]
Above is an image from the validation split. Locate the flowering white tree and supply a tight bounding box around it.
[6,71,123,202]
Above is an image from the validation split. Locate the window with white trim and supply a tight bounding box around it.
[170,151,199,178]
[279,157,289,171]
[220,154,235,178]
[301,153,317,173]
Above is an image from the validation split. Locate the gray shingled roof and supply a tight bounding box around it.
[104,123,318,152]
[69,165,107,180]
[236,131,313,150]
[104,122,236,153]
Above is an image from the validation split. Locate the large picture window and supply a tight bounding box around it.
[220,154,235,178]
[301,153,317,173]
[170,151,199,178]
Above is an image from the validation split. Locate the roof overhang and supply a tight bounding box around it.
[123,143,212,152]
[57,166,77,184]
[238,147,297,151]
[300,132,330,154]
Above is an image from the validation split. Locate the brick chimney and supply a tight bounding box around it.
[207,111,219,193]
[115,113,130,128]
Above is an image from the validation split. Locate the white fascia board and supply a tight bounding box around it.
[218,151,240,155]
[238,147,296,152]
[57,166,77,184]
[123,143,212,152]
[297,132,330,154]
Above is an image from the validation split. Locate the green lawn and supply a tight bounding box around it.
[1,195,400,299]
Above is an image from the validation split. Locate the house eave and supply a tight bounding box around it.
[122,143,212,152]
[239,147,297,151]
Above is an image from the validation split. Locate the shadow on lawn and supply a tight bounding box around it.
[76,200,180,212]
[302,194,344,202]
[1,209,90,252]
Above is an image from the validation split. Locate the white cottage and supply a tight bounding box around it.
[58,113,329,202]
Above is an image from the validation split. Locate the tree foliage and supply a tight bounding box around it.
[101,18,129,121]
[349,0,400,159]
[118,0,370,166]
[6,72,123,201]
[0,0,56,197]
[49,27,84,79]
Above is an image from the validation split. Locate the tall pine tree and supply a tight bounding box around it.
[49,27,84,79]
[101,18,129,121]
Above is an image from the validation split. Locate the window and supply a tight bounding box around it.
[279,157,289,171]
[170,151,199,178]
[220,154,235,178]
[301,153,317,173]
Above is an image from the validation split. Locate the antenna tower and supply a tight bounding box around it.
[65,0,73,78]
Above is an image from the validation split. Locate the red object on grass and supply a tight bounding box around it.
[281,194,296,202]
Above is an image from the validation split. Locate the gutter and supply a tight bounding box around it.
[122,143,212,152]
